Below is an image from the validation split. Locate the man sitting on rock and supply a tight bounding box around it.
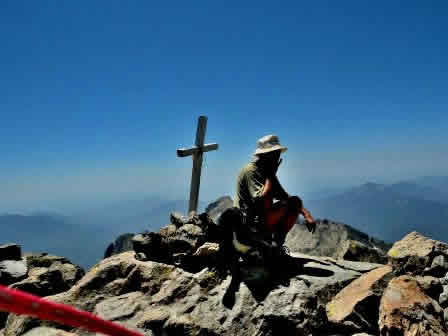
[232,134,316,256]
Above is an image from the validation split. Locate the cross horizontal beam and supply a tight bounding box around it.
[176,143,219,157]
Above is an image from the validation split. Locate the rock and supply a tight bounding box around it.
[159,224,177,237]
[286,219,390,263]
[3,253,84,333]
[441,272,448,286]
[0,244,21,261]
[132,232,170,264]
[439,287,448,308]
[104,243,114,259]
[104,233,135,259]
[341,240,388,264]
[379,275,446,335]
[0,257,28,329]
[326,265,393,333]
[22,327,77,336]
[24,254,84,288]
[426,254,448,277]
[414,276,442,302]
[0,258,28,285]
[205,196,233,222]
[193,243,219,257]
[170,212,187,228]
[3,251,383,336]
[167,224,205,255]
[388,231,448,275]
[3,253,84,312]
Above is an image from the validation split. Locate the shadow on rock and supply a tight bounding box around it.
[222,255,335,308]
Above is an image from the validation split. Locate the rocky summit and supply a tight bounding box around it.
[2,203,448,335]
[286,219,391,264]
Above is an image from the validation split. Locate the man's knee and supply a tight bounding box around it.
[287,196,302,213]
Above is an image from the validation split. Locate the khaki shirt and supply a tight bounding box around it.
[234,158,288,213]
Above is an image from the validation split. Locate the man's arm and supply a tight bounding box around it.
[271,175,289,200]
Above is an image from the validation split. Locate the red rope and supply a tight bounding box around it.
[0,284,145,336]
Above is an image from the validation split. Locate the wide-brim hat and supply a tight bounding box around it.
[254,134,288,155]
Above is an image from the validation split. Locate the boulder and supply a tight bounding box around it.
[132,218,209,270]
[159,224,177,237]
[387,231,448,275]
[169,212,187,228]
[193,242,219,257]
[326,265,393,333]
[104,233,135,258]
[439,272,448,309]
[286,219,390,263]
[0,259,28,285]
[426,254,448,278]
[379,275,446,335]
[22,327,78,336]
[10,262,83,298]
[205,196,233,222]
[0,244,21,261]
[4,251,383,336]
[414,276,443,302]
[166,224,206,254]
[132,232,170,264]
[340,240,388,264]
[22,253,84,289]
[0,253,84,332]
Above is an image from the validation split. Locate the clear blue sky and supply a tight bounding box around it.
[1,1,447,212]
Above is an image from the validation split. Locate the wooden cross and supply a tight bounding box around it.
[177,116,218,215]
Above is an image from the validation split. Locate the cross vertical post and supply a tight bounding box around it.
[177,116,218,215]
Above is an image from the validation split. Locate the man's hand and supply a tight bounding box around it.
[305,221,316,234]
[301,207,316,233]
[301,207,314,223]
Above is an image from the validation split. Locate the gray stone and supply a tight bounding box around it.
[379,275,446,335]
[388,231,448,276]
[8,254,84,297]
[205,196,233,222]
[132,232,170,263]
[0,258,28,285]
[440,285,448,308]
[170,212,187,228]
[286,219,390,264]
[22,327,77,336]
[415,276,442,301]
[104,233,135,258]
[425,255,448,277]
[327,266,393,333]
[441,272,448,286]
[3,251,383,336]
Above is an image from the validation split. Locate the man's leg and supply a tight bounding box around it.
[264,196,302,245]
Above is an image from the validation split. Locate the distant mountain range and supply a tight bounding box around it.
[1,176,446,271]
[0,198,204,270]
[307,177,448,244]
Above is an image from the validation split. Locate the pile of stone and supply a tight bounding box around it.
[5,228,448,336]
[132,212,222,273]
[0,243,84,334]
[327,231,448,335]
